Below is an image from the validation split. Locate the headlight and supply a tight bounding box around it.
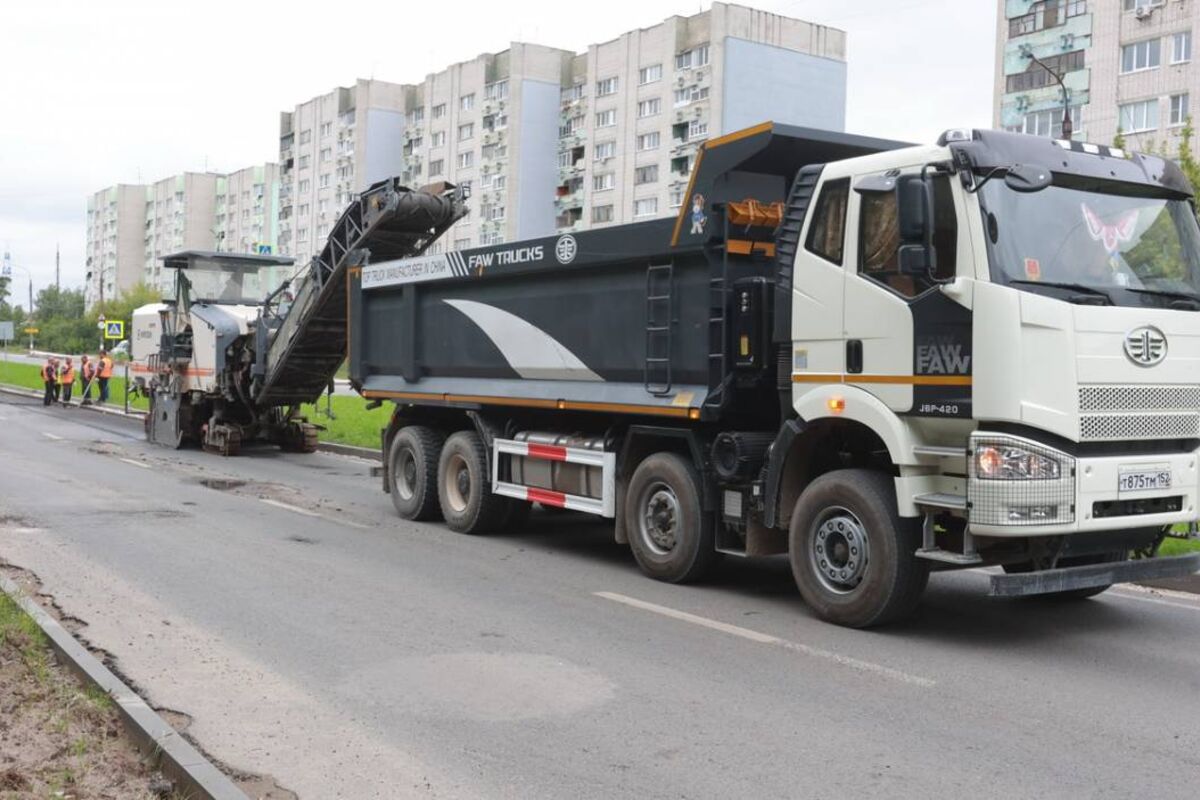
[974,443,1062,480]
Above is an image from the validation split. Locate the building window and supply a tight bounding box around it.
[1008,1,1087,37]
[634,165,659,185]
[319,174,330,188]
[1123,0,1164,11]
[298,227,308,242]
[480,231,504,246]
[637,98,662,118]
[562,83,585,102]
[454,237,471,249]
[298,155,310,169]
[688,120,708,139]
[1005,50,1085,92]
[432,103,446,119]
[430,159,444,176]
[592,205,614,223]
[407,108,424,125]
[675,44,710,70]
[487,205,506,221]
[298,179,310,193]
[1119,99,1159,132]
[299,130,312,145]
[805,178,850,266]
[633,197,659,218]
[560,115,584,137]
[1007,105,1081,138]
[1173,31,1192,64]
[674,86,710,107]
[1170,94,1190,127]
[458,123,474,141]
[431,131,446,147]
[484,80,509,101]
[320,147,332,162]
[637,132,660,151]
[460,93,475,111]
[669,188,685,209]
[593,173,614,192]
[596,77,618,97]
[595,109,617,128]
[639,64,663,85]
[594,141,616,160]
[458,151,474,169]
[1121,39,1162,74]
[492,175,507,191]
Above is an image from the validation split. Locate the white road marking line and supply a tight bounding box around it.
[333,518,372,530]
[118,457,150,469]
[1106,590,1200,613]
[259,498,322,518]
[41,432,63,441]
[595,591,935,688]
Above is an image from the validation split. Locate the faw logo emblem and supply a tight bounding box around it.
[1124,326,1167,367]
[917,342,971,375]
[555,234,578,264]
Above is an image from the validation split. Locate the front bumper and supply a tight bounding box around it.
[968,435,1199,537]
[990,553,1200,597]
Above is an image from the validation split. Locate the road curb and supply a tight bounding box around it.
[0,575,248,800]
[315,439,382,461]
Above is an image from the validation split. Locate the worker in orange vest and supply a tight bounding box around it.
[79,355,95,405]
[40,357,57,407]
[97,350,114,404]
[58,357,76,407]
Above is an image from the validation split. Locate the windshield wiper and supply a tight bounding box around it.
[1124,287,1200,308]
[1007,280,1112,305]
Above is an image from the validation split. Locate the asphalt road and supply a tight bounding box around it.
[2,392,1199,799]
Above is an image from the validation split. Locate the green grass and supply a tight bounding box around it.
[0,591,50,683]
[1161,535,1200,556]
[301,394,390,449]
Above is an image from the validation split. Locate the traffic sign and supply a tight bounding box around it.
[24,327,39,335]
[104,320,124,339]
[0,321,13,341]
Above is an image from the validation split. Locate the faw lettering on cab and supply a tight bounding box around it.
[916,343,971,375]
[467,245,545,270]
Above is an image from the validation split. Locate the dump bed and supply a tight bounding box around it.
[348,123,907,424]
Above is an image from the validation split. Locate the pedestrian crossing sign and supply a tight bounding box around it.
[104,321,124,339]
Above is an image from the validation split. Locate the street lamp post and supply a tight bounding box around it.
[1,254,35,349]
[1023,50,1073,140]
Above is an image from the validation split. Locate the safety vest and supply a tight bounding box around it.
[60,366,75,384]
[98,357,113,378]
[81,361,94,380]
[41,364,55,381]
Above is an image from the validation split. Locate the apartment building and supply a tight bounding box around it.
[140,172,221,292]
[994,0,1198,150]
[216,163,280,257]
[277,79,413,258]
[85,185,146,307]
[556,2,846,231]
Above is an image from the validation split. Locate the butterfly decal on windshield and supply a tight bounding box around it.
[1082,204,1139,254]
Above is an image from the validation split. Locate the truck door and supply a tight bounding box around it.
[790,176,850,381]
[843,172,961,412]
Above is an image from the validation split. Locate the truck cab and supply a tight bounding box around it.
[782,128,1200,610]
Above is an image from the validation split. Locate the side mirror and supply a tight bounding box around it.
[896,175,935,276]
[1004,163,1052,193]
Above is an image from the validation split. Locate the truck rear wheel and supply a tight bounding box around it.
[789,469,928,628]
[437,430,508,534]
[389,426,445,521]
[625,452,719,583]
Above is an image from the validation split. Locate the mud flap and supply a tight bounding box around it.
[989,553,1200,597]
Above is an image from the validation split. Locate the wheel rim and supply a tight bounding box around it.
[443,453,471,513]
[638,482,680,556]
[810,506,869,594]
[395,447,417,501]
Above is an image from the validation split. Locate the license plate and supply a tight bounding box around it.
[1118,464,1172,494]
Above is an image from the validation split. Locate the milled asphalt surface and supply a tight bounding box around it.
[2,392,1200,798]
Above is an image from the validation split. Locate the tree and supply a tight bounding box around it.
[1113,128,1127,151]
[1175,116,1200,192]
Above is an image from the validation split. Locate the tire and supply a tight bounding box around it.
[1002,551,1127,600]
[625,452,719,584]
[389,426,445,521]
[789,469,929,628]
[436,430,508,534]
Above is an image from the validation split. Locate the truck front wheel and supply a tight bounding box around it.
[625,452,719,583]
[389,425,445,521]
[789,469,928,628]
[437,430,508,534]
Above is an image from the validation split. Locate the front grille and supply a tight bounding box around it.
[1079,385,1200,412]
[1078,385,1200,441]
[1080,413,1200,441]
[1093,495,1182,519]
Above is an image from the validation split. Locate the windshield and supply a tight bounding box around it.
[980,180,1200,306]
[178,266,267,305]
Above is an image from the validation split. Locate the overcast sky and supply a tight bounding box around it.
[0,0,996,297]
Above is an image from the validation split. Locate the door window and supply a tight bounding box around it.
[805,178,850,265]
[858,175,957,297]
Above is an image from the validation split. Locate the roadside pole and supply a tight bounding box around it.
[124,362,130,415]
